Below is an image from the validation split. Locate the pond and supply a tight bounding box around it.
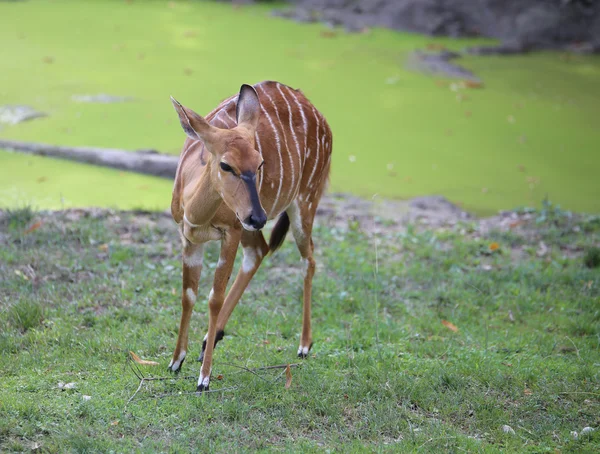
[1,0,599,215]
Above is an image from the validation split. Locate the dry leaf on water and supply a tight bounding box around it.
[285,364,292,389]
[129,351,159,366]
[441,320,459,332]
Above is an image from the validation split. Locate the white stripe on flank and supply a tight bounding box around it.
[255,133,264,191]
[222,109,236,125]
[206,95,237,120]
[283,85,308,172]
[260,85,294,205]
[174,139,199,188]
[257,86,284,217]
[306,105,321,190]
[277,83,302,179]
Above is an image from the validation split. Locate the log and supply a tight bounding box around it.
[0,139,179,179]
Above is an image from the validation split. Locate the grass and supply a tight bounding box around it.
[1,206,599,452]
[1,0,600,214]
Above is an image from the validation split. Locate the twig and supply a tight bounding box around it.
[558,391,600,396]
[218,362,273,383]
[251,363,302,371]
[565,336,581,360]
[150,386,239,399]
[127,378,145,405]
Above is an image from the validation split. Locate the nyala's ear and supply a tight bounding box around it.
[170,96,216,143]
[236,84,261,133]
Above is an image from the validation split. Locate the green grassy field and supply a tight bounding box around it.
[1,206,599,452]
[0,0,599,214]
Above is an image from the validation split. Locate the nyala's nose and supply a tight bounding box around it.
[245,212,267,230]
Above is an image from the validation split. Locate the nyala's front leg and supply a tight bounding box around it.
[168,240,204,373]
[197,229,240,392]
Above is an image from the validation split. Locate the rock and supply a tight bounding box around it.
[580,427,595,436]
[502,425,516,435]
[406,50,480,81]
[0,105,47,125]
[273,0,600,51]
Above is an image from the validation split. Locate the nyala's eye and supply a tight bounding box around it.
[220,162,234,173]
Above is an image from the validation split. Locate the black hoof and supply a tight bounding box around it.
[198,330,225,362]
[196,383,209,393]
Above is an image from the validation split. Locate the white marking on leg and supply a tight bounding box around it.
[297,345,310,356]
[185,288,197,305]
[198,368,211,389]
[168,350,187,370]
[183,213,199,228]
[183,244,204,268]
[242,247,258,273]
[208,288,214,301]
[302,258,310,278]
[287,201,305,243]
[216,257,226,269]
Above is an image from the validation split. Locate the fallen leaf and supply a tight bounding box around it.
[285,364,292,389]
[441,320,459,332]
[463,80,483,89]
[98,244,109,252]
[217,374,224,380]
[58,382,76,390]
[14,269,29,280]
[111,420,119,426]
[524,387,533,396]
[489,242,500,252]
[426,43,446,51]
[37,176,47,183]
[24,221,43,234]
[183,68,193,76]
[320,30,337,38]
[42,56,55,64]
[82,395,92,401]
[129,351,159,366]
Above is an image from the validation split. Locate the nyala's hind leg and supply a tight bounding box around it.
[288,202,316,358]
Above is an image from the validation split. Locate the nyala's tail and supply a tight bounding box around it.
[268,212,289,254]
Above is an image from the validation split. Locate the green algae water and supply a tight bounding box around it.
[1,0,599,214]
